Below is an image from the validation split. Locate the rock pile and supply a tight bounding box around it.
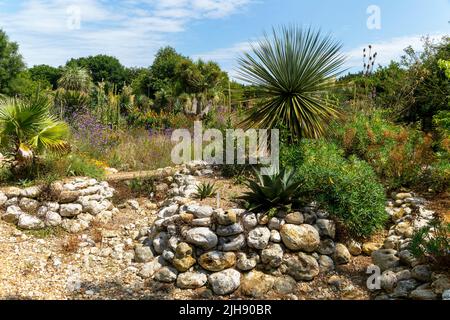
[1,178,116,233]
[370,192,449,300]
[137,171,351,296]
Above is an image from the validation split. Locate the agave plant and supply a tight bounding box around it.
[237,26,346,139]
[194,182,217,201]
[239,168,302,213]
[0,95,70,172]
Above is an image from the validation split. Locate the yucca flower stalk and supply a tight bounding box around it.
[238,25,346,139]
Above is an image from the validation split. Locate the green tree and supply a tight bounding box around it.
[0,29,26,95]
[237,26,346,139]
[0,95,69,174]
[29,64,62,89]
[66,55,127,88]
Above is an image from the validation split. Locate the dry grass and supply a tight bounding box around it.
[61,234,81,254]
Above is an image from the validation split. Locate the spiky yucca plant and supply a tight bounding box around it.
[194,182,217,201]
[0,95,70,172]
[239,168,302,213]
[238,26,346,139]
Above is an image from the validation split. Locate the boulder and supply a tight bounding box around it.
[283,253,320,281]
[411,265,432,282]
[242,213,258,230]
[214,209,237,225]
[19,198,40,212]
[334,243,351,265]
[199,251,236,272]
[44,211,62,227]
[371,249,400,271]
[2,206,23,223]
[247,226,271,250]
[219,234,246,251]
[208,269,241,295]
[60,204,82,217]
[261,244,284,268]
[176,272,207,289]
[236,252,259,271]
[18,214,44,230]
[240,271,274,298]
[362,242,382,256]
[280,224,320,252]
[185,227,218,250]
[284,212,304,225]
[216,223,244,237]
[154,266,178,283]
[318,255,335,273]
[134,246,154,263]
[172,242,196,272]
[347,240,362,256]
[315,219,336,239]
[410,284,438,300]
[380,271,398,292]
[153,232,169,254]
[138,256,166,278]
[317,239,335,255]
[272,275,297,295]
[185,205,214,218]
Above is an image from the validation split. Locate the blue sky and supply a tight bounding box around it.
[0,0,448,78]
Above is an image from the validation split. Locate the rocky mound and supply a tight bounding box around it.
[138,171,352,297]
[0,178,117,233]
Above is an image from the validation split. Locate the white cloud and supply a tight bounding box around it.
[0,0,252,67]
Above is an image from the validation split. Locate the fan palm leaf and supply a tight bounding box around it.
[237,26,346,139]
[0,95,70,163]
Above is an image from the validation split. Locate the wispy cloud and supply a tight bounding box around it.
[0,0,252,67]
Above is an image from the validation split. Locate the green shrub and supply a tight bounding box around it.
[281,139,388,238]
[409,220,450,268]
[329,110,435,190]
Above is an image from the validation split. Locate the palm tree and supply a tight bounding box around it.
[0,95,69,172]
[58,66,92,92]
[237,26,346,139]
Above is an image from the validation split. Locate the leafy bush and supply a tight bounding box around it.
[329,110,436,190]
[410,220,450,268]
[281,139,388,238]
[239,168,303,214]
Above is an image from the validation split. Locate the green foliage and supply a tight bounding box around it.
[127,177,155,196]
[409,220,450,268]
[29,65,62,89]
[58,66,92,92]
[66,55,127,88]
[65,154,105,179]
[7,71,52,98]
[194,182,217,201]
[239,168,302,214]
[329,110,435,190]
[281,139,388,238]
[238,26,345,139]
[0,29,26,95]
[0,95,69,165]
